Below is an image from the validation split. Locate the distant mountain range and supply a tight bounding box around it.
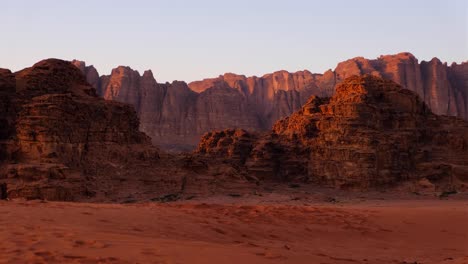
[72,52,468,151]
[1,59,467,200]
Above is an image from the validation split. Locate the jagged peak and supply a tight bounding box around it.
[0,68,15,92]
[345,56,367,62]
[376,52,417,62]
[450,61,468,68]
[142,70,155,79]
[427,57,442,64]
[222,72,247,79]
[261,69,313,79]
[71,59,86,69]
[110,66,140,77]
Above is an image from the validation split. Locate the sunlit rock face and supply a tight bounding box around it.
[196,75,468,189]
[73,53,468,150]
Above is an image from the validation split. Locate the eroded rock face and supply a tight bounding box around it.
[0,69,15,140]
[189,71,324,128]
[0,69,16,162]
[82,64,263,151]
[71,60,101,94]
[74,53,467,151]
[196,75,468,189]
[0,59,267,201]
[328,53,467,119]
[0,59,162,201]
[2,60,467,197]
[189,53,467,149]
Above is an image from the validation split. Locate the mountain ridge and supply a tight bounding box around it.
[1,60,468,200]
[72,52,468,151]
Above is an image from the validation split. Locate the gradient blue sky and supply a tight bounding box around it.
[2,0,467,82]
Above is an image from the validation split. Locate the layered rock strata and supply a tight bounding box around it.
[196,75,468,189]
[0,60,161,200]
[74,53,468,150]
[0,59,263,201]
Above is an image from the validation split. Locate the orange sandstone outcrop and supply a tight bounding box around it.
[0,59,163,201]
[196,75,468,189]
[0,59,262,201]
[331,53,467,119]
[1,61,467,199]
[74,53,467,150]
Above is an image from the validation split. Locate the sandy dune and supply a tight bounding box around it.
[0,199,467,264]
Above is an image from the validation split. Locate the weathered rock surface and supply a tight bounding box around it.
[196,75,468,190]
[1,60,467,199]
[96,65,262,151]
[74,53,467,151]
[0,59,163,201]
[330,53,467,119]
[0,69,16,164]
[0,59,264,201]
[71,60,101,94]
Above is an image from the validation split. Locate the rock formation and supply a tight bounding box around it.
[94,65,263,151]
[196,75,468,190]
[0,59,164,201]
[73,53,467,150]
[189,53,468,122]
[0,59,263,201]
[331,53,467,119]
[0,69,16,162]
[1,60,467,200]
[71,60,101,94]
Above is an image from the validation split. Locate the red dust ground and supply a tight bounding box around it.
[0,197,467,264]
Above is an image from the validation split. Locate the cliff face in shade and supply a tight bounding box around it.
[196,75,468,189]
[0,59,265,201]
[73,53,468,150]
[328,53,467,119]
[189,71,324,128]
[0,59,164,201]
[91,66,263,150]
[0,69,16,142]
[71,60,101,94]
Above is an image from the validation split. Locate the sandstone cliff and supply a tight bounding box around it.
[0,59,262,201]
[0,59,168,201]
[196,75,468,190]
[71,60,101,94]
[74,53,468,150]
[90,64,263,150]
[1,60,467,200]
[330,53,467,119]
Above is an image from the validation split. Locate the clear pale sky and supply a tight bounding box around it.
[2,0,467,82]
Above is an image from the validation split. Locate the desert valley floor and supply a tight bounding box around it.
[1,190,467,264]
[2,56,468,264]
